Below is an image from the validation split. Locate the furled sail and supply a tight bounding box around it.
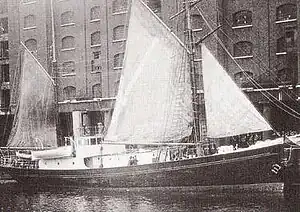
[7,46,57,147]
[202,45,272,138]
[105,0,193,143]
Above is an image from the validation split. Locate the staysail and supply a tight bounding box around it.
[105,0,193,143]
[202,45,272,138]
[7,46,57,147]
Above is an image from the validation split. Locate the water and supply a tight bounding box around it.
[0,181,299,212]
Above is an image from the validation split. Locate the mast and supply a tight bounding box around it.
[184,0,201,143]
[50,0,60,146]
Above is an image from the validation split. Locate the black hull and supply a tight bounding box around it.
[1,144,291,188]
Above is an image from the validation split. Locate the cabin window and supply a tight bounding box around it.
[25,39,37,55]
[24,14,36,29]
[91,138,97,145]
[0,41,8,59]
[90,6,101,21]
[91,31,101,46]
[62,36,75,49]
[92,84,102,98]
[62,61,75,75]
[112,0,128,13]
[234,71,253,84]
[0,17,8,34]
[233,41,253,57]
[277,37,286,53]
[61,11,74,25]
[63,86,76,100]
[233,10,252,27]
[276,4,297,21]
[277,68,292,82]
[114,53,124,68]
[113,25,125,41]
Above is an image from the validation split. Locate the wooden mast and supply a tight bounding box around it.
[184,0,202,143]
[50,0,60,146]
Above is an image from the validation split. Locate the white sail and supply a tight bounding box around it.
[202,45,272,138]
[105,0,193,143]
[7,47,57,147]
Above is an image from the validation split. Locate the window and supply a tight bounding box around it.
[1,64,9,82]
[0,41,8,59]
[63,86,76,99]
[114,53,124,68]
[93,51,101,59]
[147,0,161,15]
[113,25,125,41]
[112,0,128,13]
[233,41,253,57]
[276,4,297,21]
[286,29,296,48]
[62,36,75,49]
[0,17,8,34]
[92,51,101,72]
[276,37,286,53]
[92,84,102,98]
[61,11,74,25]
[25,39,37,54]
[1,89,10,110]
[24,14,36,28]
[233,10,252,27]
[92,60,101,72]
[234,71,253,84]
[277,68,291,82]
[0,3,7,14]
[62,61,75,74]
[90,6,100,21]
[191,14,203,31]
[91,31,101,46]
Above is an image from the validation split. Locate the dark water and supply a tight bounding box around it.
[0,181,299,212]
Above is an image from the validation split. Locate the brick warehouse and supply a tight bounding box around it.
[0,0,299,145]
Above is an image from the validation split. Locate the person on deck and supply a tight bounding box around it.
[97,122,105,141]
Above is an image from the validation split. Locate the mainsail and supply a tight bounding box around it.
[201,45,272,138]
[105,0,193,143]
[7,46,57,147]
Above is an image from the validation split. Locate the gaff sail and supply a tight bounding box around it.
[105,0,193,143]
[201,45,272,138]
[7,46,57,147]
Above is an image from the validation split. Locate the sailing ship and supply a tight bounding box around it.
[1,0,300,199]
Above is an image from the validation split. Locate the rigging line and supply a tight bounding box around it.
[195,6,300,120]
[201,2,297,102]
[242,71,300,119]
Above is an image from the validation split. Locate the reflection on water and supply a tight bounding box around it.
[0,181,299,212]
